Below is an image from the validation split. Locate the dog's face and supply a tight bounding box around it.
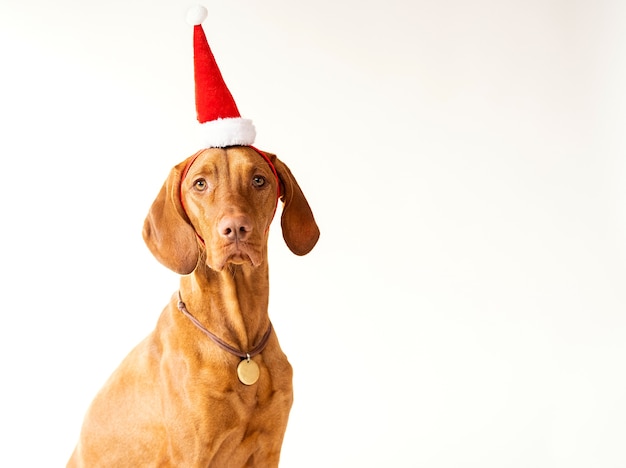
[143,146,319,275]
[181,147,278,271]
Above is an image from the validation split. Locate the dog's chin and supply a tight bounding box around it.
[226,253,252,266]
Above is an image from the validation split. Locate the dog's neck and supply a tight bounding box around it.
[178,260,270,353]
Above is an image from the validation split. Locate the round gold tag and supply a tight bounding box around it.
[237,358,260,385]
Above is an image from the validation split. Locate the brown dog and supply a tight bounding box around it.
[68,146,319,467]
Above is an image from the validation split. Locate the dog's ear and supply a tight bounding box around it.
[142,157,199,274]
[268,154,320,255]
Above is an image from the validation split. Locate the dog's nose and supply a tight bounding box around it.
[218,215,253,242]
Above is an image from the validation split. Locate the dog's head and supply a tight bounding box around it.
[143,146,319,274]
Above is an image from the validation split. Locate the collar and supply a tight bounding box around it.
[177,291,273,359]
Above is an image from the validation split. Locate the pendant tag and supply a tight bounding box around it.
[237,357,260,385]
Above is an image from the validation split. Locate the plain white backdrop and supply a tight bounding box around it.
[1,0,625,466]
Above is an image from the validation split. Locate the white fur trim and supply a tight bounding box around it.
[198,118,256,148]
[186,5,208,26]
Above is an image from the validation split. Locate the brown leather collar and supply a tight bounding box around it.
[177,292,273,359]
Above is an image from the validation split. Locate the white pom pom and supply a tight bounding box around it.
[186,5,208,26]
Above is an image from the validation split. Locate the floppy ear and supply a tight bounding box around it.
[268,154,320,255]
[142,156,200,274]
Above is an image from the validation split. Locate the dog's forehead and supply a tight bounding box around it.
[191,147,266,174]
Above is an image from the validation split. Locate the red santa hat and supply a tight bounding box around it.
[186,5,256,148]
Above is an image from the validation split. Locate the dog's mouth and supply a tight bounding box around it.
[226,251,251,265]
[211,242,263,271]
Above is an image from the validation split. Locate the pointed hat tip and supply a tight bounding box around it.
[187,5,208,26]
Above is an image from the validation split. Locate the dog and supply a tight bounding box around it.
[67,145,319,467]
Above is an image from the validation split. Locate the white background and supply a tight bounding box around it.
[1,0,625,466]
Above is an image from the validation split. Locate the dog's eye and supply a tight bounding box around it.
[252,175,266,188]
[193,178,208,191]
